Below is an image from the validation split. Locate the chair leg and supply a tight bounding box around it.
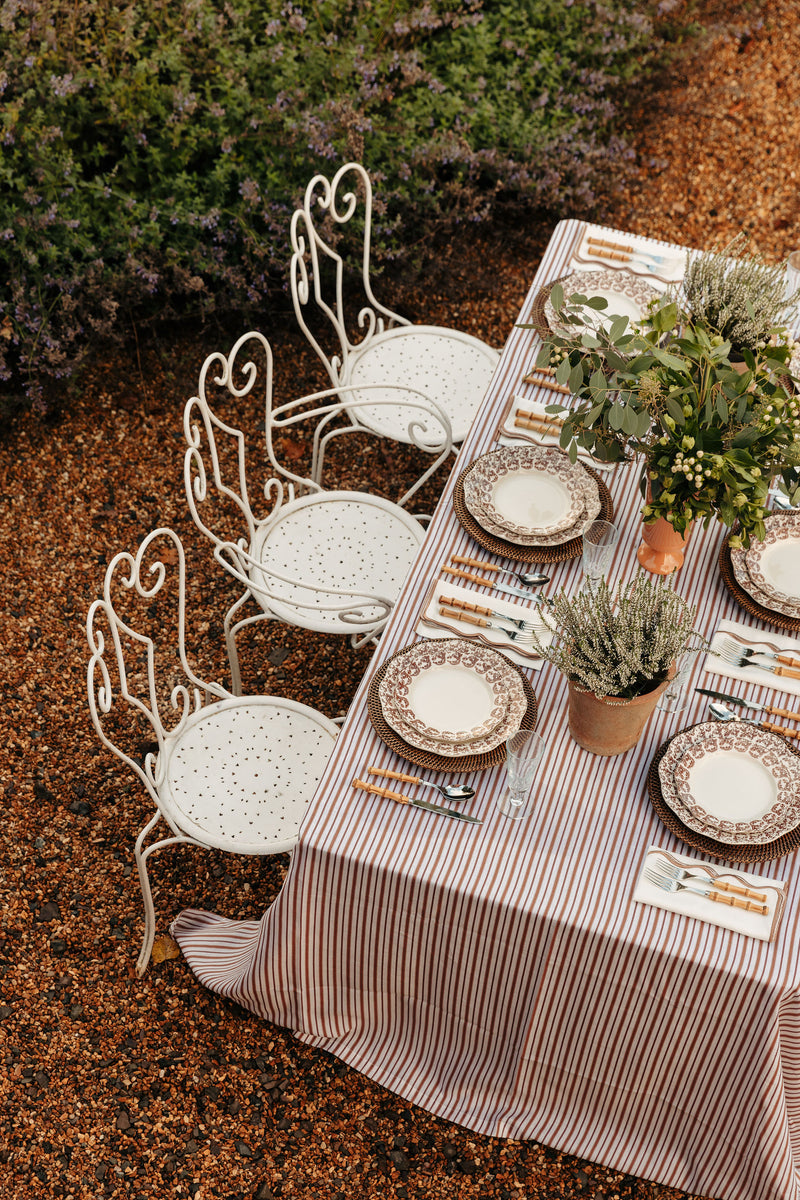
[133,816,196,977]
[223,594,251,695]
[134,813,163,977]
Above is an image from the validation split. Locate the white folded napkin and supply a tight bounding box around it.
[571,234,685,285]
[496,395,617,474]
[415,578,552,671]
[633,846,787,942]
[704,619,800,700]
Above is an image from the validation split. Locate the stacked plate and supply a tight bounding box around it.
[543,268,660,337]
[730,512,800,619]
[461,445,601,547]
[657,721,800,846]
[377,640,528,757]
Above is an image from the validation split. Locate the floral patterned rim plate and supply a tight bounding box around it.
[729,543,800,620]
[462,449,601,547]
[377,640,527,753]
[543,268,660,338]
[462,445,585,538]
[658,721,800,845]
[739,512,800,617]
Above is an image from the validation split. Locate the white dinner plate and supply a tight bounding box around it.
[544,268,660,337]
[462,447,601,546]
[658,722,800,845]
[463,445,585,538]
[378,640,526,749]
[742,513,800,615]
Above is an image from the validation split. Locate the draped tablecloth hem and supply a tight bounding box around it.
[289,1029,799,1200]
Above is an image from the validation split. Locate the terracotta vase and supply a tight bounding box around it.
[567,676,671,756]
[637,516,692,576]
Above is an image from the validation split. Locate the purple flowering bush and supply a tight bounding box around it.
[0,0,676,413]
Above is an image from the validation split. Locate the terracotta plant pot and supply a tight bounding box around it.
[567,676,671,756]
[637,516,692,576]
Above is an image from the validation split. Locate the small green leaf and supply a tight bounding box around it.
[715,391,729,422]
[665,395,686,425]
[568,362,585,394]
[556,358,572,386]
[609,402,625,430]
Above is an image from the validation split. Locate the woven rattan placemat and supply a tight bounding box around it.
[453,458,613,564]
[647,726,800,863]
[718,534,800,634]
[527,275,572,339]
[367,642,538,773]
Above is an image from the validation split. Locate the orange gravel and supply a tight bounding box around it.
[2,3,798,1199]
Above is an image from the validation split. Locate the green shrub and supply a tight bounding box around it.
[0,0,675,412]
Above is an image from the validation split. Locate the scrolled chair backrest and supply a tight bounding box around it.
[289,161,408,382]
[86,528,228,794]
[184,330,293,550]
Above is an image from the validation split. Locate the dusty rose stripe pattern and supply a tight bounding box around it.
[173,219,800,1200]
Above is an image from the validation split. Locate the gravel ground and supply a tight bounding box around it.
[2,3,800,1198]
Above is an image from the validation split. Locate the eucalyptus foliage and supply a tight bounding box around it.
[535,293,800,546]
[533,575,704,699]
[1,0,671,411]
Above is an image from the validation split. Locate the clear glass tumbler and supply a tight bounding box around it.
[582,519,619,591]
[499,729,546,820]
[656,652,693,714]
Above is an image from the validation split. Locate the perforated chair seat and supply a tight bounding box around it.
[161,696,338,855]
[346,325,499,444]
[248,490,424,634]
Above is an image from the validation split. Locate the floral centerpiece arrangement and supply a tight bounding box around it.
[537,241,800,552]
[533,575,706,755]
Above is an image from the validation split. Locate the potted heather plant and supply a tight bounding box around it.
[533,575,705,755]
[681,233,800,357]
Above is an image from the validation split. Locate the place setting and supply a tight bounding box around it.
[704,618,800,698]
[720,510,800,632]
[633,847,787,941]
[366,638,538,772]
[646,710,800,862]
[526,257,664,340]
[451,443,614,562]
[493,387,618,474]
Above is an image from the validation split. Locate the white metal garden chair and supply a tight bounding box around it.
[289,161,500,444]
[184,329,453,693]
[86,527,339,977]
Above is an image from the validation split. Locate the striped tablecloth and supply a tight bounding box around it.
[173,220,800,1200]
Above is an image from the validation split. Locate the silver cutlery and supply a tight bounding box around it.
[643,867,768,914]
[708,699,800,742]
[696,687,800,722]
[450,556,549,588]
[352,778,483,824]
[584,248,666,276]
[716,633,800,669]
[438,605,532,644]
[441,564,546,603]
[715,637,800,679]
[585,236,674,265]
[439,593,538,631]
[653,861,767,903]
[367,766,474,802]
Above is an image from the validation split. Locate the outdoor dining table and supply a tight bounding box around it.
[174,218,800,1200]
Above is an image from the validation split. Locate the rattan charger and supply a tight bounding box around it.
[453,458,613,564]
[367,643,538,772]
[647,726,800,864]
